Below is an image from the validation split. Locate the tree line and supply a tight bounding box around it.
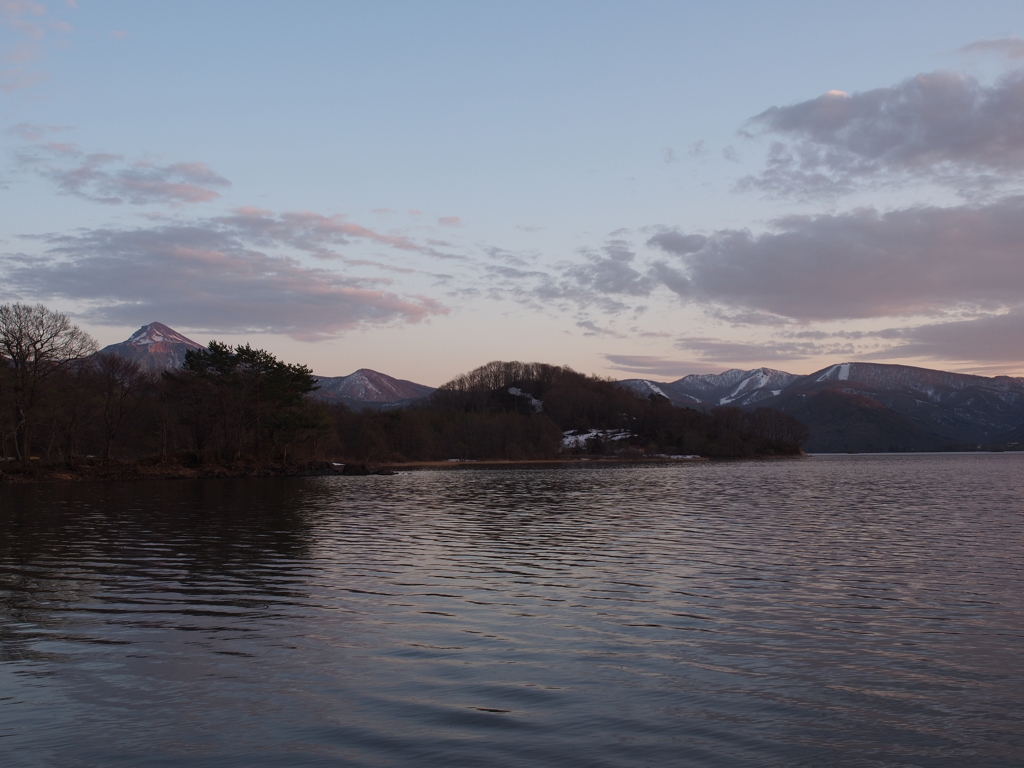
[332,360,808,462]
[1,303,809,468]
[0,303,327,466]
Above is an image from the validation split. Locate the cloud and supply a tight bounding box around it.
[740,70,1024,197]
[1,0,73,93]
[515,243,653,317]
[687,140,707,158]
[602,354,722,378]
[13,140,456,255]
[957,37,1024,60]
[0,218,450,340]
[216,207,457,259]
[438,216,461,227]
[482,197,1024,343]
[645,197,1024,321]
[6,121,71,141]
[675,336,857,364]
[485,245,535,267]
[561,240,655,298]
[28,149,232,205]
[483,237,657,317]
[576,319,624,338]
[867,310,1024,365]
[613,314,1024,371]
[705,307,793,327]
[646,230,707,256]
[661,147,678,164]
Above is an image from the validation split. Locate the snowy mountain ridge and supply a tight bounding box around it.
[622,367,800,408]
[621,361,1024,444]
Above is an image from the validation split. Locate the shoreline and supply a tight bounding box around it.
[0,459,347,485]
[0,454,724,485]
[380,456,710,470]
[6,450,1017,485]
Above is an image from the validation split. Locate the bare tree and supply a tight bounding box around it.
[53,358,96,465]
[0,303,97,464]
[94,353,152,460]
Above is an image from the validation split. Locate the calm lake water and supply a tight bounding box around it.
[2,455,1023,767]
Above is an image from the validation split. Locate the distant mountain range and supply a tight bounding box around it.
[99,324,1024,451]
[621,363,1024,451]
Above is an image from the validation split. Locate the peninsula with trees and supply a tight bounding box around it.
[0,305,809,482]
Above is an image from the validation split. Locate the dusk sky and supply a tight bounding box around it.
[3,1,1024,385]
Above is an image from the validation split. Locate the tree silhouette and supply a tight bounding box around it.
[0,303,97,464]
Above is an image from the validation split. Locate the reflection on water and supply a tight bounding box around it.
[1,455,1023,767]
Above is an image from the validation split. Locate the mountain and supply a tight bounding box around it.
[622,362,1024,450]
[767,363,1024,444]
[622,367,800,407]
[774,389,953,453]
[994,421,1024,448]
[311,369,435,410]
[97,324,435,410]
[97,322,204,371]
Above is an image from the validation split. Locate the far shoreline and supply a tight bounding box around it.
[0,454,733,485]
[14,450,1021,486]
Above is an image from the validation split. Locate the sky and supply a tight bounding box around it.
[3,1,1024,385]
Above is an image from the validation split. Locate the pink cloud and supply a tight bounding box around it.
[438,216,462,227]
[222,208,444,257]
[6,122,73,141]
[45,140,77,153]
[3,223,451,340]
[24,148,231,205]
[0,66,45,92]
[0,1,75,92]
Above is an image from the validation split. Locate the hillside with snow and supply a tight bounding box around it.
[622,362,1024,447]
[622,367,799,407]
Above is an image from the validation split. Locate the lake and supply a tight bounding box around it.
[2,455,1023,767]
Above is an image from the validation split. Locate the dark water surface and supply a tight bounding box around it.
[2,455,1023,767]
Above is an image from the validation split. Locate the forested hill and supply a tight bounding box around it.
[333,361,809,461]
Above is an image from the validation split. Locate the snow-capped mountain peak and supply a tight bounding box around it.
[126,322,203,349]
[98,322,204,371]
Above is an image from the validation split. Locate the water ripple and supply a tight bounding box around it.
[1,454,1023,766]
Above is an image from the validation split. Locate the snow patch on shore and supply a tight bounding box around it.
[561,429,632,449]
